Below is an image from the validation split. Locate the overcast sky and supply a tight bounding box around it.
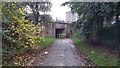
[50,0,70,21]
[25,0,70,21]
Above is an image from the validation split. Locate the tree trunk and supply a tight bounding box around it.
[35,2,39,25]
[115,2,120,65]
[115,2,119,49]
[31,2,39,25]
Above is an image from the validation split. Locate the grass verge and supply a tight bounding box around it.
[38,36,56,49]
[70,34,118,66]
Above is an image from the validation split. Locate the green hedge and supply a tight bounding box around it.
[97,25,120,48]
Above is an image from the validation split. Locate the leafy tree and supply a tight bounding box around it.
[21,2,52,25]
[62,2,119,42]
[39,14,53,25]
[0,2,1,26]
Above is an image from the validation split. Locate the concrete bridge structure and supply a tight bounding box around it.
[45,22,71,38]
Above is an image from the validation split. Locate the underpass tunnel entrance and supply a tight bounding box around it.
[55,28,65,38]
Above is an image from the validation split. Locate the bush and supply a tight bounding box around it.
[2,2,45,64]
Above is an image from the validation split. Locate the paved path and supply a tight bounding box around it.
[33,39,85,66]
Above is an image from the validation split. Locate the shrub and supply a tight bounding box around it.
[2,2,45,63]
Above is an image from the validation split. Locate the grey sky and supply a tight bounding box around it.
[50,0,70,21]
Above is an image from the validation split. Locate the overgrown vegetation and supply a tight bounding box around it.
[2,36,55,66]
[2,2,53,65]
[62,2,120,48]
[70,34,118,66]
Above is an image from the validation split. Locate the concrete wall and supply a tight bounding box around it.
[45,23,71,37]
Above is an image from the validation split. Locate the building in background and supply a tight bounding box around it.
[66,11,78,23]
